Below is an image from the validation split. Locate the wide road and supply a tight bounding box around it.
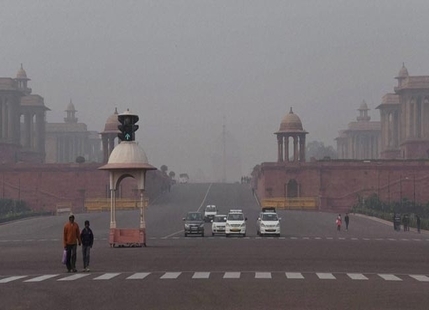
[1,183,428,310]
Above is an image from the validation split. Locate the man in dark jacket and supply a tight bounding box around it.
[80,220,94,272]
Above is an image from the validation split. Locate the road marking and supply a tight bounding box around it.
[255,272,271,279]
[409,275,429,282]
[363,238,370,240]
[347,273,368,280]
[127,272,150,280]
[93,273,121,280]
[315,237,321,240]
[192,272,210,279]
[388,238,395,241]
[58,274,90,281]
[286,272,304,279]
[0,276,27,283]
[290,237,298,240]
[223,272,240,279]
[197,183,213,212]
[302,237,309,240]
[160,272,181,279]
[412,239,421,242]
[379,274,402,281]
[25,274,59,282]
[317,273,336,280]
[351,238,358,241]
[338,237,345,240]
[400,239,409,241]
[326,237,333,240]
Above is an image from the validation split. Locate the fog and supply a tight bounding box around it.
[2,1,429,181]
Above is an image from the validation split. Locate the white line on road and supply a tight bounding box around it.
[255,272,271,279]
[317,273,336,280]
[161,272,181,279]
[223,272,240,279]
[192,272,210,279]
[25,274,59,282]
[347,273,368,280]
[93,273,121,280]
[197,183,213,212]
[409,275,429,282]
[127,272,150,280]
[286,272,304,279]
[379,274,402,281]
[58,274,90,281]
[0,276,27,283]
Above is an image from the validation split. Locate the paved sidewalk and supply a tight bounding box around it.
[353,213,428,235]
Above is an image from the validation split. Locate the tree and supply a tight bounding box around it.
[76,156,85,164]
[169,171,176,179]
[160,165,168,174]
[306,141,337,160]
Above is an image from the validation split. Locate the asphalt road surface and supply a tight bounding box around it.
[1,183,428,310]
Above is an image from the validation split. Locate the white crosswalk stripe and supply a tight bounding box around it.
[127,272,150,280]
[409,275,429,282]
[58,274,90,281]
[347,273,368,280]
[0,276,27,283]
[255,272,271,279]
[379,274,402,281]
[223,272,240,279]
[286,272,304,279]
[25,274,59,282]
[160,272,181,279]
[317,273,336,280]
[192,272,210,279]
[93,273,121,280]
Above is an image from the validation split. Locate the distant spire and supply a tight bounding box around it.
[289,107,293,114]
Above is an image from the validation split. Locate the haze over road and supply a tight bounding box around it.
[1,183,428,309]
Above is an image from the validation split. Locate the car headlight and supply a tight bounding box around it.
[276,223,280,227]
[240,222,246,227]
[261,223,266,227]
[226,223,230,227]
[200,223,204,228]
[184,224,190,228]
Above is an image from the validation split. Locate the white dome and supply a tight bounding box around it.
[99,141,156,170]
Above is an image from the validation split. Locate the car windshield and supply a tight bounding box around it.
[206,206,216,212]
[214,216,226,222]
[186,213,202,221]
[227,213,244,221]
[262,213,278,221]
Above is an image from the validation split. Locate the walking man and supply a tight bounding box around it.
[63,214,81,273]
[345,213,350,231]
[80,220,94,272]
[416,215,421,234]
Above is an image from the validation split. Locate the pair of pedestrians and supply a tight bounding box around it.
[63,214,94,272]
[336,213,350,231]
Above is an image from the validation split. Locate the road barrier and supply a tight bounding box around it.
[85,198,149,212]
[261,197,318,210]
[56,203,72,215]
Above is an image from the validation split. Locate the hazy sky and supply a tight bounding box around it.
[2,0,429,180]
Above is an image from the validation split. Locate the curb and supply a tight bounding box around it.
[353,213,429,235]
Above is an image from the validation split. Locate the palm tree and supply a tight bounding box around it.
[169,171,176,179]
[160,165,168,174]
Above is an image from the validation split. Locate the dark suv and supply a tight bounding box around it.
[183,212,205,237]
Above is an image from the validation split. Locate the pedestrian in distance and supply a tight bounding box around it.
[336,214,342,231]
[416,215,421,234]
[80,220,94,272]
[63,213,81,273]
[345,213,350,231]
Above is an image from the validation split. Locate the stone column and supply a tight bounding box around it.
[277,135,283,162]
[285,136,289,162]
[299,134,306,161]
[293,135,298,162]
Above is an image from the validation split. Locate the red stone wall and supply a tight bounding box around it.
[254,160,429,213]
[0,162,167,213]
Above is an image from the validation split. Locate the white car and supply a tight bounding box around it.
[256,208,281,237]
[204,205,217,222]
[211,214,227,236]
[225,209,247,237]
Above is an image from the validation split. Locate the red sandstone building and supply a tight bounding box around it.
[253,64,429,212]
[0,66,165,213]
